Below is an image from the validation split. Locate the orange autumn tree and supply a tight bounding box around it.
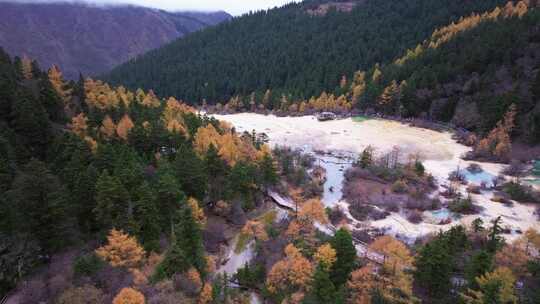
[266,244,314,295]
[314,243,336,270]
[95,229,146,268]
[241,220,269,242]
[475,104,516,160]
[70,113,88,137]
[348,264,377,304]
[116,114,135,141]
[162,97,193,135]
[48,65,72,104]
[198,283,213,304]
[188,197,206,226]
[298,198,328,224]
[85,78,120,110]
[218,132,241,166]
[193,124,221,156]
[100,115,117,139]
[112,287,145,304]
[368,235,415,301]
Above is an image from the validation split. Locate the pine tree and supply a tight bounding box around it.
[173,144,207,200]
[330,228,357,286]
[10,87,51,159]
[134,182,161,252]
[39,77,65,123]
[414,238,453,296]
[174,205,206,276]
[466,250,494,289]
[5,159,72,252]
[94,170,131,232]
[156,171,186,232]
[72,164,99,233]
[259,153,278,187]
[487,216,504,253]
[311,265,336,303]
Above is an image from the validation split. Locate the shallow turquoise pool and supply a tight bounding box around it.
[463,170,495,187]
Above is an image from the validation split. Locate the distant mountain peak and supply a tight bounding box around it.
[0,1,231,78]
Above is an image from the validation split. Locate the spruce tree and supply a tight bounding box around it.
[134,182,161,252]
[94,170,131,232]
[10,87,51,159]
[466,250,493,289]
[414,238,453,297]
[260,153,278,187]
[173,144,207,200]
[330,228,357,286]
[174,205,206,276]
[312,265,336,303]
[39,77,65,123]
[156,171,186,232]
[5,159,72,252]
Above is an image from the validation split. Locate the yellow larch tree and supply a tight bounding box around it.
[241,220,269,242]
[314,243,336,270]
[140,89,161,107]
[193,124,221,156]
[266,244,314,294]
[116,86,134,108]
[112,287,145,304]
[188,197,207,226]
[198,283,213,304]
[218,132,241,166]
[116,114,135,141]
[70,112,88,137]
[461,267,517,304]
[348,264,377,304]
[369,235,415,301]
[100,115,117,139]
[298,198,328,224]
[48,65,72,104]
[95,229,146,268]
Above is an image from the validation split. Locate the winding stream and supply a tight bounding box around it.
[215,113,539,241]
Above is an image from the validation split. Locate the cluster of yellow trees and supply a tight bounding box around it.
[193,123,271,167]
[474,104,516,160]
[93,226,216,304]
[396,1,529,66]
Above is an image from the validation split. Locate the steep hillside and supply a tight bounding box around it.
[0,1,231,79]
[355,1,540,143]
[105,0,507,103]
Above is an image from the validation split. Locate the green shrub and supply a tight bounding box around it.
[73,253,103,277]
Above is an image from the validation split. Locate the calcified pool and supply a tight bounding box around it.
[214,113,539,240]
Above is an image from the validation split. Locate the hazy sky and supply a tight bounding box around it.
[8,0,299,15]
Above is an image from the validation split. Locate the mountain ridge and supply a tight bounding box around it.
[0,1,231,79]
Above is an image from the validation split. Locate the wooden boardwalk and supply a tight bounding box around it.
[267,190,386,265]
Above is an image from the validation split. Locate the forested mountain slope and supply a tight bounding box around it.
[354,1,540,143]
[0,1,231,79]
[105,0,508,103]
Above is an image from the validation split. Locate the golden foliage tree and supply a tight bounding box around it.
[348,264,377,304]
[116,114,135,141]
[100,115,117,139]
[112,287,145,304]
[266,244,314,294]
[95,229,146,268]
[242,220,269,242]
[48,65,72,104]
[298,198,328,224]
[188,197,207,226]
[475,104,516,160]
[314,243,336,270]
[461,267,517,304]
[198,283,213,304]
[193,124,221,156]
[85,78,119,110]
[218,132,241,166]
[369,235,415,301]
[495,240,529,277]
[70,112,88,138]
